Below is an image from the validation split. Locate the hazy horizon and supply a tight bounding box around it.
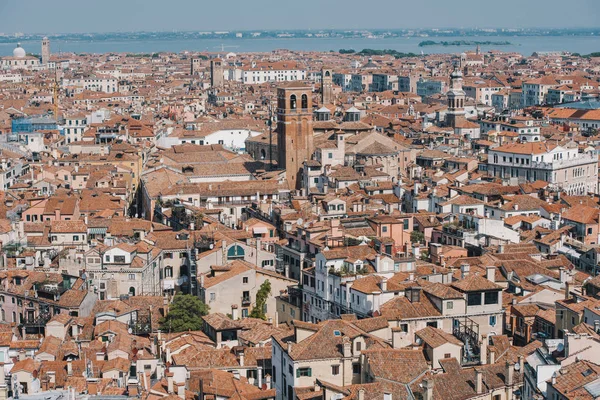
[1,0,599,34]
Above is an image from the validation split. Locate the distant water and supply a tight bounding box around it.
[1,35,599,56]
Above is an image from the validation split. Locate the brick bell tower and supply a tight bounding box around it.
[277,83,314,191]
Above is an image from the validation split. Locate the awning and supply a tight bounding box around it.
[253,227,268,234]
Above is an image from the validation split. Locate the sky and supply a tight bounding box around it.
[0,0,599,34]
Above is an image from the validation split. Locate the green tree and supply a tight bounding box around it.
[160,294,209,332]
[411,231,425,244]
[249,280,272,320]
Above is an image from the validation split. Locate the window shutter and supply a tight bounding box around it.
[308,368,312,377]
[296,369,300,378]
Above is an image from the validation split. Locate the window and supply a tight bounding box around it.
[331,365,340,375]
[352,363,361,374]
[296,368,311,377]
[484,291,499,305]
[446,301,453,310]
[403,219,409,229]
[243,277,249,284]
[114,256,126,263]
[382,226,388,233]
[164,267,173,278]
[73,235,79,242]
[489,315,497,326]
[128,274,135,280]
[210,292,216,301]
[444,353,451,359]
[356,342,362,351]
[467,293,482,306]
[328,152,333,159]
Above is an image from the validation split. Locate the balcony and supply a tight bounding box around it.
[241,296,252,307]
[21,312,52,327]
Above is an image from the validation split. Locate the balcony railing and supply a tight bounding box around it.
[22,312,52,327]
[241,297,251,306]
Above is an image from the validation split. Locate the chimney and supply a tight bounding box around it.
[489,349,496,364]
[167,372,174,394]
[287,342,292,354]
[498,244,504,254]
[461,263,470,280]
[518,356,524,374]
[486,266,495,283]
[177,382,186,400]
[559,267,569,284]
[19,350,26,362]
[265,374,272,390]
[505,361,514,386]
[480,335,488,365]
[380,277,388,292]
[239,351,245,367]
[565,282,571,300]
[513,204,519,211]
[358,388,365,400]
[231,305,239,320]
[343,337,352,357]
[423,379,434,400]
[274,312,279,328]
[594,320,600,333]
[475,368,483,394]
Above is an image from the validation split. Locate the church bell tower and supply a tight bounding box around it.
[277,83,314,191]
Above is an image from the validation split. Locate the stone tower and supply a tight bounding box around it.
[41,37,50,65]
[190,58,201,75]
[210,58,224,88]
[277,83,314,191]
[321,67,333,105]
[445,66,466,128]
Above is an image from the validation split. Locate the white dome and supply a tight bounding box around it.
[13,43,26,58]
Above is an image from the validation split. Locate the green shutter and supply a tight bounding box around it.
[308,368,312,377]
[296,369,300,378]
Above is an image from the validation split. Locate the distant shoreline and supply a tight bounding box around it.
[418,40,513,47]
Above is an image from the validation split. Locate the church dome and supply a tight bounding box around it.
[13,43,26,58]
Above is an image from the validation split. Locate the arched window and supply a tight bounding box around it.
[165,267,173,278]
[260,149,266,160]
[290,94,297,110]
[301,94,308,110]
[227,244,245,260]
[129,287,136,296]
[325,71,331,77]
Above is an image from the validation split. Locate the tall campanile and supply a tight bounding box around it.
[277,83,314,191]
[41,37,50,65]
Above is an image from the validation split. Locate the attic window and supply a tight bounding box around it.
[333,330,341,337]
[583,369,594,377]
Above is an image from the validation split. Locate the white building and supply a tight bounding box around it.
[62,75,118,93]
[0,44,40,70]
[487,141,598,194]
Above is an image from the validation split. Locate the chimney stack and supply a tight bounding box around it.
[423,379,434,400]
[167,372,174,394]
[358,388,365,400]
[475,368,483,394]
[480,335,488,365]
[505,361,514,386]
[486,266,495,283]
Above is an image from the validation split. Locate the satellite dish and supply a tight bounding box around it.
[514,362,521,372]
[557,343,565,353]
[297,218,303,226]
